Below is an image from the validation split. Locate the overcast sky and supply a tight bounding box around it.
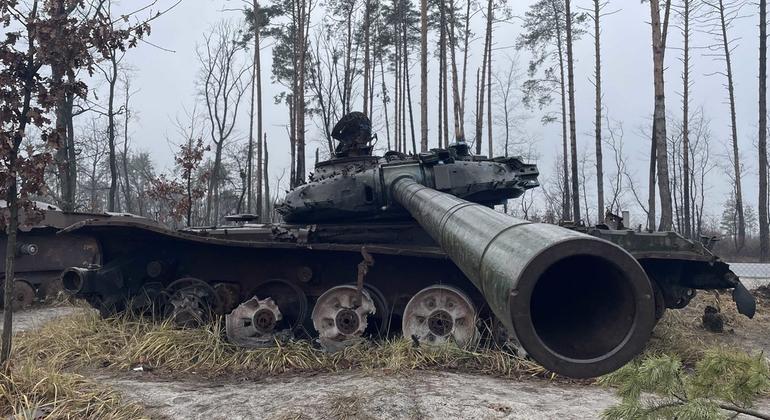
[105,0,765,225]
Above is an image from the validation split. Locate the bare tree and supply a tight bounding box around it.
[648,0,674,230]
[77,118,110,213]
[674,0,698,237]
[197,21,251,224]
[584,0,614,222]
[704,0,746,249]
[121,73,136,214]
[420,0,428,151]
[492,54,527,157]
[603,117,630,215]
[295,0,312,184]
[758,0,770,262]
[517,0,587,221]
[474,0,493,155]
[94,7,127,212]
[565,0,580,222]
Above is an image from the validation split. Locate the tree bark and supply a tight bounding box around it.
[363,0,371,116]
[2,0,37,362]
[593,0,604,223]
[107,53,119,212]
[460,0,471,136]
[475,0,492,155]
[255,12,264,218]
[122,78,133,214]
[2,176,18,364]
[447,4,464,142]
[717,0,745,249]
[379,39,392,149]
[650,0,673,230]
[295,0,309,185]
[682,0,692,238]
[440,0,449,147]
[264,134,271,220]
[487,6,493,158]
[565,0,581,222]
[551,0,571,221]
[759,0,770,262]
[420,0,428,151]
[405,20,418,154]
[51,0,76,212]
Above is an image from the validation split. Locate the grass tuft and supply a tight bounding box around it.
[12,310,546,380]
[0,357,147,420]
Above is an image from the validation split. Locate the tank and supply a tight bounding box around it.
[0,202,154,310]
[58,113,755,378]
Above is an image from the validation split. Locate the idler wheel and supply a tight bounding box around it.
[2,280,35,311]
[226,297,284,347]
[164,277,220,328]
[402,285,478,348]
[311,285,376,351]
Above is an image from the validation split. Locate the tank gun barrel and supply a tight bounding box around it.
[390,177,656,378]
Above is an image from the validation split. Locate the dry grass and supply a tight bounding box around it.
[7,290,763,419]
[11,310,546,381]
[646,290,770,366]
[0,358,147,420]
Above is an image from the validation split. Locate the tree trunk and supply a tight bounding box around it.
[122,79,133,214]
[438,32,444,148]
[264,134,271,220]
[343,5,353,115]
[447,6,464,142]
[395,21,401,152]
[405,21,418,155]
[289,99,297,187]
[440,0,449,147]
[565,0,581,223]
[475,0,492,155]
[759,0,770,262]
[295,0,308,185]
[51,0,76,212]
[682,0,692,238]
[552,0,571,221]
[247,24,256,213]
[1,176,18,364]
[487,14,493,158]
[255,13,264,219]
[593,0,604,223]
[420,0,428,151]
[718,0,745,249]
[363,0,371,116]
[379,46,392,150]
[460,0,471,135]
[650,0,673,230]
[107,53,119,212]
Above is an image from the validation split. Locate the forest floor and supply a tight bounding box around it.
[4,287,770,420]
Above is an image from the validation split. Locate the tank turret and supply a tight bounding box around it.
[278,141,540,223]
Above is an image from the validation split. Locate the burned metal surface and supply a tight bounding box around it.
[0,203,158,307]
[49,114,754,378]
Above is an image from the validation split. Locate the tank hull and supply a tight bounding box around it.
[58,214,754,377]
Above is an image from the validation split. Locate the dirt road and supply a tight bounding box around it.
[107,371,615,420]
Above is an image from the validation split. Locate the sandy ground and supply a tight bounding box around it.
[0,306,84,335]
[106,371,616,420]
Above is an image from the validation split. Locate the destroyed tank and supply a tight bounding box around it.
[0,202,153,310]
[59,113,755,379]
